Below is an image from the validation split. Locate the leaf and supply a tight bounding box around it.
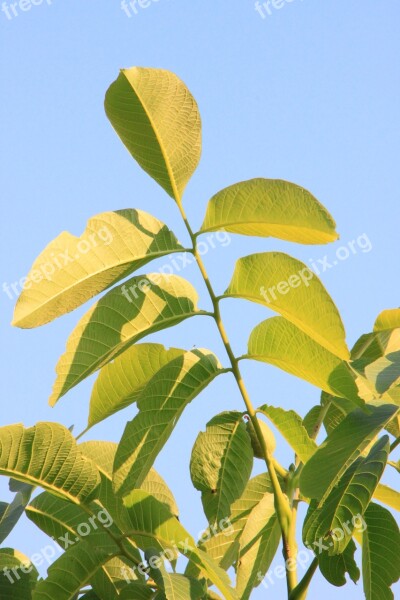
[235,493,281,600]
[12,210,183,329]
[374,309,400,331]
[0,482,33,544]
[145,548,205,600]
[303,406,323,439]
[225,252,349,359]
[123,491,238,600]
[318,539,360,587]
[351,329,400,403]
[50,273,200,406]
[196,473,277,573]
[300,404,398,502]
[88,343,186,428]
[362,503,400,599]
[105,67,201,203]
[119,584,154,599]
[190,412,253,526]
[257,405,317,464]
[114,349,223,497]
[248,318,360,402]
[0,548,38,599]
[373,483,400,511]
[200,178,338,244]
[80,440,179,517]
[0,423,100,504]
[303,436,389,555]
[31,535,120,600]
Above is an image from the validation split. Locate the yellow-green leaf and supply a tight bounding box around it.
[248,317,359,402]
[374,309,400,332]
[225,252,349,359]
[88,343,186,428]
[373,483,400,512]
[105,67,201,203]
[50,273,200,406]
[0,423,100,504]
[200,178,338,244]
[113,349,223,497]
[12,210,183,329]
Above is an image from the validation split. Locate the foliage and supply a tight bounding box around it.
[2,66,400,599]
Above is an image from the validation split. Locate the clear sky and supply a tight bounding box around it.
[1,1,399,598]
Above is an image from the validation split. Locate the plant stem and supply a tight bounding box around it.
[177,205,296,594]
[289,557,318,600]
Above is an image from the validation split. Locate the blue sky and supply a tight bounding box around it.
[1,0,399,597]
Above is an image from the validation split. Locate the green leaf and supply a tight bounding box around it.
[31,535,120,600]
[50,273,200,406]
[114,349,223,497]
[318,539,360,587]
[362,503,400,599]
[0,482,33,544]
[248,318,359,402]
[200,178,338,244]
[351,329,400,404]
[105,67,201,203]
[12,210,183,329]
[225,252,349,359]
[80,440,179,517]
[0,548,38,599]
[123,491,238,600]
[302,406,323,439]
[373,483,400,511]
[119,584,154,599]
[26,492,141,598]
[300,404,398,502]
[0,423,100,504]
[145,548,205,600]
[190,412,253,526]
[196,473,276,572]
[88,343,186,428]
[257,404,317,464]
[303,436,389,555]
[235,493,281,600]
[374,309,400,331]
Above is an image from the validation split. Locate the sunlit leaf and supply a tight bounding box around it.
[50,273,200,406]
[248,318,359,402]
[105,67,201,203]
[12,210,183,329]
[123,491,238,600]
[0,423,100,504]
[374,309,400,332]
[257,404,317,464]
[88,344,186,428]
[114,350,223,497]
[235,493,281,600]
[0,549,38,599]
[200,178,338,244]
[225,252,349,359]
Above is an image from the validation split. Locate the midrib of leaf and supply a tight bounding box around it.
[0,470,83,506]
[130,77,182,205]
[25,505,77,538]
[213,418,243,523]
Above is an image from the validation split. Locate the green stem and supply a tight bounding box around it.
[177,204,296,594]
